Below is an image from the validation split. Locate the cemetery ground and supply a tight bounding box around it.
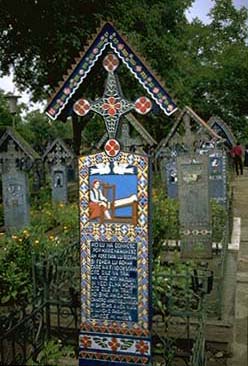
[0,169,247,366]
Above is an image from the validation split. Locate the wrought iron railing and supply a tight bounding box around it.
[160,217,230,321]
[152,261,210,366]
[33,239,81,344]
[0,239,80,365]
[0,239,212,365]
[0,304,46,365]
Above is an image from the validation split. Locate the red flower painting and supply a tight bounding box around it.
[80,335,92,349]
[102,97,122,116]
[136,340,149,354]
[108,337,121,352]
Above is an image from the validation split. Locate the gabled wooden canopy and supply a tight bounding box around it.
[155,106,223,159]
[0,127,40,161]
[45,22,177,121]
[207,116,236,148]
[42,138,74,164]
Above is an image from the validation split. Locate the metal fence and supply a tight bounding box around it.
[0,303,46,365]
[161,217,230,321]
[0,239,80,365]
[0,240,210,365]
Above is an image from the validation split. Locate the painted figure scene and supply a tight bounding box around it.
[0,1,248,366]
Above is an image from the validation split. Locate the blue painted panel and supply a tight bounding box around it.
[89,172,137,217]
[79,152,151,366]
[208,152,227,204]
[90,241,138,322]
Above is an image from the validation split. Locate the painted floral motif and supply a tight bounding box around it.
[104,138,120,157]
[102,96,122,117]
[134,97,152,115]
[108,337,121,352]
[48,108,55,116]
[94,336,108,348]
[135,340,149,354]
[103,53,119,72]
[80,335,92,349]
[64,87,71,95]
[120,339,134,350]
[167,104,174,111]
[73,98,91,116]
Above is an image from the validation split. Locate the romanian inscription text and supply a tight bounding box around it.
[90,241,138,322]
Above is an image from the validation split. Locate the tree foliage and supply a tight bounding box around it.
[0,0,247,142]
[17,111,73,154]
[0,89,17,127]
[0,0,193,100]
[0,88,73,154]
[178,0,248,137]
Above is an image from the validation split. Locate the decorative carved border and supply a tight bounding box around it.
[46,23,177,120]
[78,151,151,365]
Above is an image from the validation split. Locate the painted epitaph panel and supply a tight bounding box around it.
[90,241,138,322]
[177,155,212,258]
[2,172,30,231]
[209,150,227,205]
[79,151,151,366]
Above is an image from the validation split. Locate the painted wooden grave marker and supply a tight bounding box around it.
[208,149,227,205]
[43,138,74,203]
[77,52,153,366]
[0,128,40,231]
[177,154,212,259]
[45,22,177,366]
[155,107,224,204]
[206,116,236,205]
[79,150,151,365]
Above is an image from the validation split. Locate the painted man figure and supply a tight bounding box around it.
[89,179,112,220]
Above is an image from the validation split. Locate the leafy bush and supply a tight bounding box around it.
[152,255,197,315]
[26,340,76,365]
[0,201,79,306]
[211,200,228,243]
[152,187,179,257]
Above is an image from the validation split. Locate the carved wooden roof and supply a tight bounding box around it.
[155,106,223,158]
[207,116,236,148]
[45,22,177,121]
[42,138,74,165]
[0,127,40,160]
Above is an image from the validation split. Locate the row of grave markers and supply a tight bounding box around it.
[0,107,233,241]
[156,108,236,259]
[43,22,236,365]
[0,22,237,365]
[0,113,159,233]
[0,128,75,231]
[156,108,236,206]
[0,107,233,239]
